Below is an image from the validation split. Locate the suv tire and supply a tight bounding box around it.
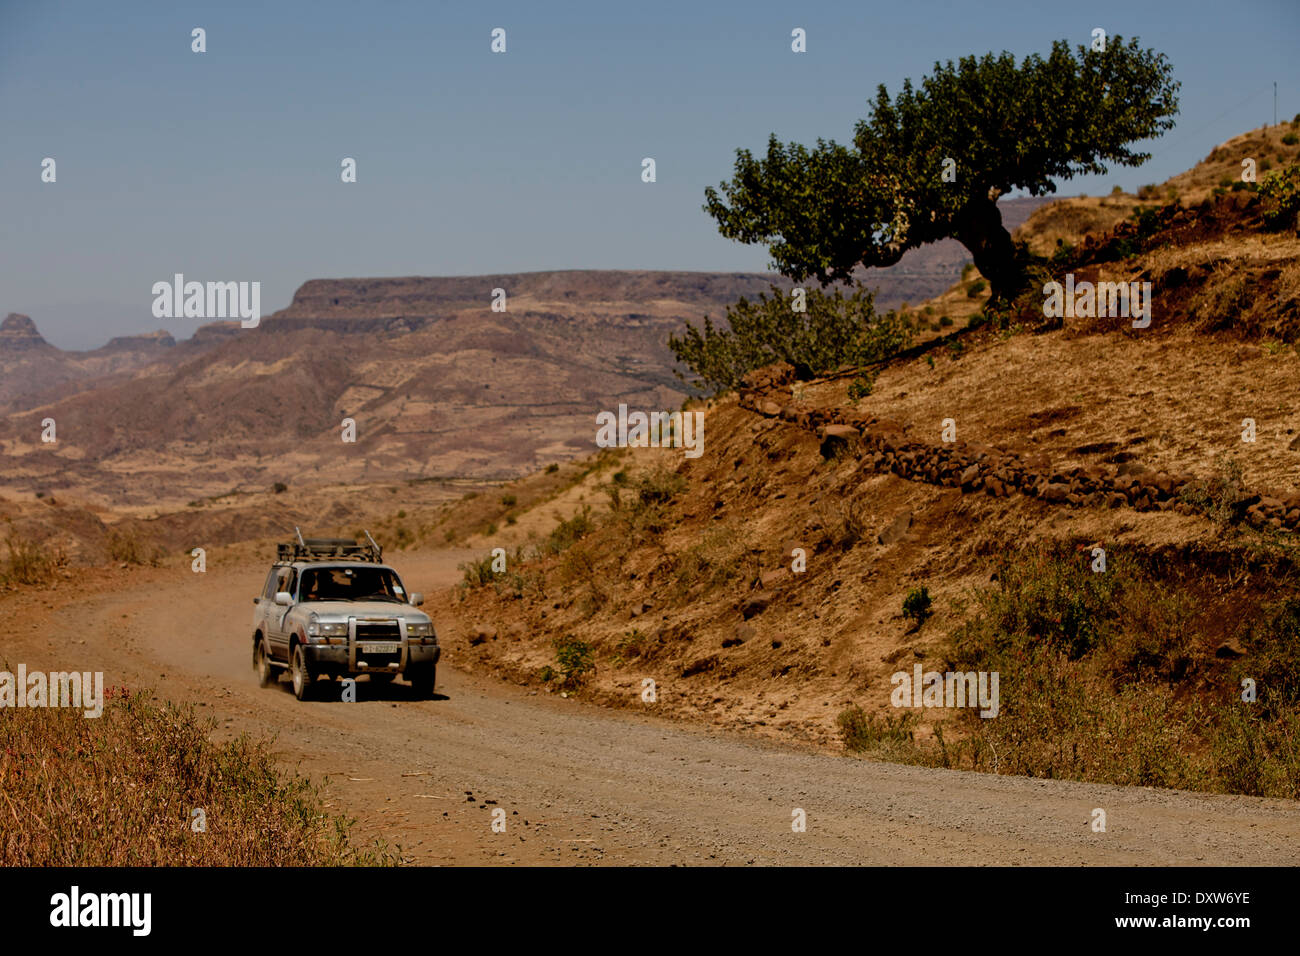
[410,665,436,699]
[254,639,275,688]
[291,645,315,701]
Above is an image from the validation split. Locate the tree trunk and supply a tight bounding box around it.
[954,198,1029,303]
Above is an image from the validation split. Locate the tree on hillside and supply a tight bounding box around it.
[704,37,1179,303]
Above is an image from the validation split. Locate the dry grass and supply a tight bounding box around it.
[0,688,397,865]
[2,532,66,586]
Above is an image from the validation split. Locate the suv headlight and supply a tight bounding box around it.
[407,621,433,638]
[307,618,348,638]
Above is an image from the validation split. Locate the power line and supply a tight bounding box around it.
[1147,84,1276,160]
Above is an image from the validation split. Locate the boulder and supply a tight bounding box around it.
[819,424,861,459]
[877,511,913,545]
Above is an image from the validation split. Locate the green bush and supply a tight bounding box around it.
[1259,164,1300,231]
[847,372,874,400]
[902,586,933,625]
[1282,132,1299,146]
[966,279,987,298]
[552,635,595,689]
[668,282,912,394]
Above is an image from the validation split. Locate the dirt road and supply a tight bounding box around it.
[6,551,1299,865]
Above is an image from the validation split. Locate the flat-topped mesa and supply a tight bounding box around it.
[0,313,52,351]
[267,271,793,326]
[102,330,177,351]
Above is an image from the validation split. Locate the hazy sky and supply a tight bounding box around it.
[2,0,1296,348]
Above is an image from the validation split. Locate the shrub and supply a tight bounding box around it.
[2,534,64,586]
[501,494,517,507]
[966,279,987,298]
[540,506,594,556]
[1177,456,1246,526]
[1210,706,1300,797]
[459,554,497,588]
[1259,164,1300,231]
[818,499,868,551]
[837,706,920,755]
[668,531,744,600]
[1232,597,1300,721]
[1188,270,1251,333]
[847,372,874,400]
[545,463,559,474]
[668,282,912,393]
[902,586,933,625]
[271,481,288,494]
[951,546,1119,664]
[1283,132,1299,146]
[634,467,687,506]
[611,629,648,665]
[106,529,163,567]
[552,635,595,689]
[939,314,953,327]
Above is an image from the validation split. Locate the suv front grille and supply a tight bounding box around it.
[355,621,402,668]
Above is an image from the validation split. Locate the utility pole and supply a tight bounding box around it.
[1274,82,1278,127]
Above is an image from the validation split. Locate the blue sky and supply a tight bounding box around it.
[2,0,1296,348]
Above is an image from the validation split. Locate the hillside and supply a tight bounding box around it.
[423,124,1300,798]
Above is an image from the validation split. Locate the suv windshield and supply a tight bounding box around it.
[299,566,407,603]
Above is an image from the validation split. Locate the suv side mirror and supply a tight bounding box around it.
[409,592,424,606]
[274,591,293,607]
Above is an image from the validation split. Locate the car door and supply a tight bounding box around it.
[268,567,297,661]
[254,568,278,640]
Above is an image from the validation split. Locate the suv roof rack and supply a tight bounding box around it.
[276,527,383,564]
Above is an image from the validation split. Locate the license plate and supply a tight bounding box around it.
[360,643,398,654]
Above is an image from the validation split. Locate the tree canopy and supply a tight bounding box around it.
[704,37,1179,301]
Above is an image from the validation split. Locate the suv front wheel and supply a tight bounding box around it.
[291,646,316,701]
[410,665,436,699]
